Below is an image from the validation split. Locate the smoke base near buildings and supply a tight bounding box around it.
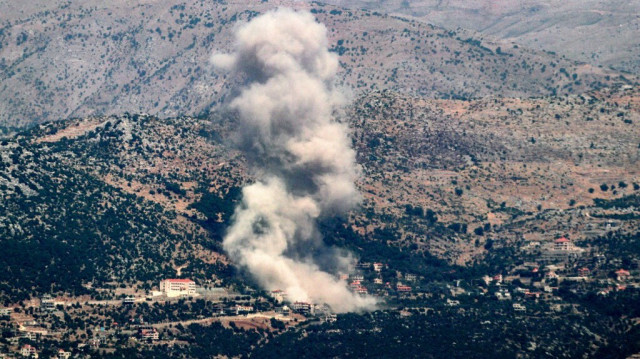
[211,8,376,312]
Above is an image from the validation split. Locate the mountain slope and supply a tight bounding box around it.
[0,114,239,300]
[0,0,632,128]
[317,0,640,75]
[1,85,639,300]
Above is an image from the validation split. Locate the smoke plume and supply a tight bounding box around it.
[212,8,376,312]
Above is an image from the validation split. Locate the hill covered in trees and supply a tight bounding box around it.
[1,83,639,301]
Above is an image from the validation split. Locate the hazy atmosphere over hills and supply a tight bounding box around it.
[318,0,640,74]
[1,1,640,358]
[0,0,633,128]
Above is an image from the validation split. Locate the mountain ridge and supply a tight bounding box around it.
[0,0,634,128]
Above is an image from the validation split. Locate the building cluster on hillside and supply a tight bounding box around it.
[345,262,417,298]
[1,232,638,358]
[264,261,422,317]
[451,236,640,313]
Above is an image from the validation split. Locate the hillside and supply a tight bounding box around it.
[318,0,640,75]
[0,84,639,358]
[2,3,640,357]
[0,0,633,128]
[349,88,640,262]
[0,114,245,301]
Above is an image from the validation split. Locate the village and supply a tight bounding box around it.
[0,233,637,358]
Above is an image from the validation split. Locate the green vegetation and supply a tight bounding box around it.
[594,194,640,209]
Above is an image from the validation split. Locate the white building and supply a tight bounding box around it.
[40,295,55,311]
[20,344,37,358]
[235,305,254,314]
[159,279,196,297]
[446,298,460,306]
[123,296,136,305]
[271,289,287,304]
[541,237,584,263]
[513,303,526,312]
[495,288,511,300]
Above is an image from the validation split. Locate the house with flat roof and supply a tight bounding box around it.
[20,344,37,358]
[57,349,71,359]
[541,237,584,263]
[138,327,159,341]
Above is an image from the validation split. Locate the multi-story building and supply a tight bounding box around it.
[40,294,55,311]
[271,289,287,304]
[541,237,584,263]
[159,279,196,297]
[292,301,312,315]
[123,296,136,305]
[138,327,159,341]
[354,286,368,295]
[615,269,631,281]
[513,303,526,312]
[20,344,37,358]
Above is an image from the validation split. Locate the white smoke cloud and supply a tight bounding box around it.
[213,8,376,312]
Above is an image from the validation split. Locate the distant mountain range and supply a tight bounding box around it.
[317,0,640,75]
[0,0,635,128]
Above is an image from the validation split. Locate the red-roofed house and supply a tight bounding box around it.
[525,291,541,299]
[615,269,631,281]
[354,286,368,295]
[271,290,287,303]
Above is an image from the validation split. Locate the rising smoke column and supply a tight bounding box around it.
[211,8,376,312]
